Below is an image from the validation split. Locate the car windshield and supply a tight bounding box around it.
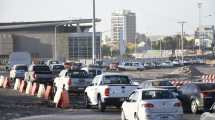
[16,66,27,71]
[142,90,175,100]
[152,81,173,86]
[67,70,88,78]
[103,75,130,85]
[33,66,50,71]
[53,65,64,70]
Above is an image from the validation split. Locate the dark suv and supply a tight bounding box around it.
[178,83,215,114]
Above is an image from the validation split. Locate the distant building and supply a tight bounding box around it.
[195,25,215,48]
[111,10,136,54]
[0,19,101,61]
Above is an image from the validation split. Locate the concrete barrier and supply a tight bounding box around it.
[25,81,32,94]
[0,76,4,87]
[37,84,45,98]
[14,79,21,90]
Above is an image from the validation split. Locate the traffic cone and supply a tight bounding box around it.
[37,84,45,98]
[19,80,27,93]
[31,82,39,96]
[0,76,5,87]
[57,90,70,109]
[14,79,21,90]
[53,88,62,105]
[44,85,53,100]
[25,81,32,94]
[3,77,11,88]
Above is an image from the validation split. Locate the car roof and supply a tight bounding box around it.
[136,88,167,92]
[14,64,27,67]
[143,79,171,82]
[101,72,129,77]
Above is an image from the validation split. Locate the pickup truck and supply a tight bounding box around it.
[84,73,138,112]
[25,64,53,84]
[54,70,92,93]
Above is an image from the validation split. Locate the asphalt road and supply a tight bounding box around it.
[1,64,213,120]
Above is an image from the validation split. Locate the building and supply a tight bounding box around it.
[195,25,215,48]
[0,19,101,61]
[111,10,136,54]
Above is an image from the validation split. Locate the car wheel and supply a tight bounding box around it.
[97,97,105,112]
[121,110,126,120]
[84,94,91,109]
[191,100,198,114]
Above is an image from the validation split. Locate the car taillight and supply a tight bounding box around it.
[201,92,208,97]
[104,88,110,96]
[68,79,72,85]
[142,103,154,108]
[174,102,182,107]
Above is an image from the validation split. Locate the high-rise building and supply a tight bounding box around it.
[195,25,215,48]
[111,10,136,54]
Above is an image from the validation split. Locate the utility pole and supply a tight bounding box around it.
[92,0,96,64]
[177,21,187,63]
[198,3,202,51]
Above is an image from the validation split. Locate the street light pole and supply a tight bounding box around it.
[198,3,202,51]
[54,26,57,60]
[92,0,96,64]
[178,21,187,63]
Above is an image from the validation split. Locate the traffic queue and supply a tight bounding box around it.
[3,59,215,120]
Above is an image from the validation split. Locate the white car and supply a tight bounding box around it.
[118,62,144,71]
[121,88,183,120]
[160,61,174,68]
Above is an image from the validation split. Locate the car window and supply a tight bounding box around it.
[16,66,28,71]
[103,75,130,85]
[53,65,64,70]
[142,90,175,100]
[33,66,50,71]
[152,81,173,86]
[67,70,88,78]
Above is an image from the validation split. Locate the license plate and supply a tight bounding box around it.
[78,87,84,90]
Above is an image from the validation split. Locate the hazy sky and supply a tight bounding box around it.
[0,0,214,35]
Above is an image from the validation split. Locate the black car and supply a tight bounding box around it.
[200,103,215,120]
[178,83,215,114]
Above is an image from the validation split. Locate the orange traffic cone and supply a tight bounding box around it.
[57,90,70,109]
[31,82,39,96]
[19,80,27,93]
[3,77,11,88]
[44,85,53,100]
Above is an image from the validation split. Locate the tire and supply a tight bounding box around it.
[97,97,105,112]
[121,110,126,120]
[84,94,91,109]
[191,100,199,114]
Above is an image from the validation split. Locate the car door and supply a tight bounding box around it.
[124,91,139,120]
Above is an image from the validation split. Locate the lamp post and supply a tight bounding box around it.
[92,0,96,64]
[177,21,187,63]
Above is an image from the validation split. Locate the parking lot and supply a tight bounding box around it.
[1,64,213,120]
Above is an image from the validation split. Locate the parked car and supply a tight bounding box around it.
[172,59,182,67]
[84,73,138,112]
[25,64,53,84]
[178,83,215,114]
[160,61,174,68]
[121,88,183,120]
[54,70,92,93]
[10,64,28,81]
[200,103,215,120]
[143,62,156,69]
[118,62,144,71]
[138,79,178,96]
[49,64,64,76]
[182,59,193,65]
